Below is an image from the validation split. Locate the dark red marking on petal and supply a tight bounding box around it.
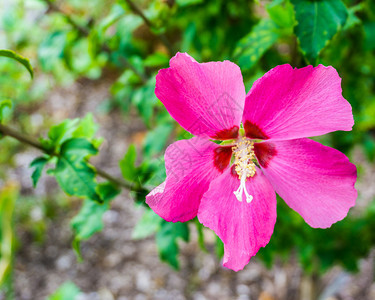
[230,165,238,178]
[254,142,277,168]
[213,146,233,172]
[244,121,269,140]
[211,126,239,140]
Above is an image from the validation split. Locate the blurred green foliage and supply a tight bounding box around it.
[0,0,375,297]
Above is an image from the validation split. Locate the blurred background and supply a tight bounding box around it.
[0,0,375,299]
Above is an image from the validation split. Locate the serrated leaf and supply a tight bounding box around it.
[291,0,348,62]
[0,49,33,78]
[156,221,189,269]
[234,19,279,71]
[52,138,100,202]
[119,144,137,182]
[0,99,12,124]
[47,281,81,300]
[132,209,163,240]
[30,157,49,188]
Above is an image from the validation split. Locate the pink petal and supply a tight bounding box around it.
[156,52,246,139]
[146,137,233,222]
[242,64,354,140]
[256,138,357,228]
[198,166,276,271]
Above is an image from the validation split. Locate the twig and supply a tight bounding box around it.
[0,123,147,194]
[123,0,175,55]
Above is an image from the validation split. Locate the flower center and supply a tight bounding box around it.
[232,138,256,203]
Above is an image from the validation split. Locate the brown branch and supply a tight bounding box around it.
[0,123,146,194]
[123,0,175,55]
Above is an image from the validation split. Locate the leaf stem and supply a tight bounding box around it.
[0,123,146,194]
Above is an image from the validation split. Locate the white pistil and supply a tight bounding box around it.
[232,138,256,203]
[233,173,253,203]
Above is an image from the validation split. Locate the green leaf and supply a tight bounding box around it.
[0,49,34,78]
[0,183,18,286]
[30,157,49,188]
[234,19,279,71]
[71,198,108,241]
[119,144,137,182]
[266,0,295,29]
[70,183,119,257]
[51,138,101,202]
[156,221,189,269]
[132,209,163,240]
[143,123,173,158]
[46,119,80,150]
[291,0,348,62]
[195,218,208,252]
[47,281,81,300]
[215,235,224,259]
[96,182,121,202]
[131,78,158,125]
[343,4,363,31]
[72,113,98,140]
[176,0,203,6]
[144,52,170,67]
[0,99,12,124]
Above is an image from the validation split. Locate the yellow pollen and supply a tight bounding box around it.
[232,138,256,179]
[232,137,256,203]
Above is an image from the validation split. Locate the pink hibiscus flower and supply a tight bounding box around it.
[146,52,357,271]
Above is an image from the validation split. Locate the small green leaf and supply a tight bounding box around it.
[0,100,12,124]
[176,0,203,6]
[119,144,137,182]
[71,199,109,241]
[47,281,81,300]
[144,52,169,67]
[52,138,100,202]
[291,0,348,62]
[343,4,362,31]
[156,221,189,269]
[30,157,49,188]
[46,119,80,150]
[0,49,34,78]
[96,182,121,202]
[72,113,98,139]
[195,218,208,252]
[70,182,119,257]
[234,19,279,71]
[215,235,224,259]
[0,183,18,286]
[132,209,163,240]
[143,123,173,158]
[266,0,295,29]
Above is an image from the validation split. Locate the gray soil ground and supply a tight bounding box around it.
[2,77,375,300]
